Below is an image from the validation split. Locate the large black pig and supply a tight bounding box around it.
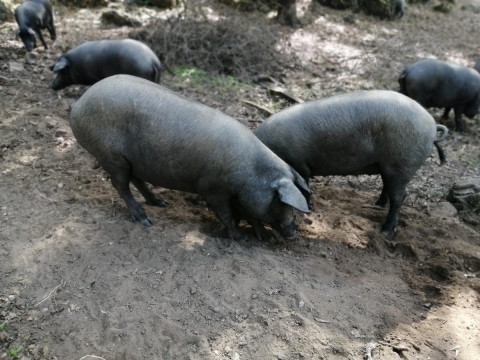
[255,90,448,235]
[70,75,311,241]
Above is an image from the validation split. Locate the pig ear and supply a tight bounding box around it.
[27,28,35,36]
[276,179,310,213]
[52,58,69,72]
[292,169,312,194]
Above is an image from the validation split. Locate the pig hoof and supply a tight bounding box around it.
[141,218,153,227]
[380,225,396,236]
[149,197,168,207]
[133,215,153,227]
[227,228,244,241]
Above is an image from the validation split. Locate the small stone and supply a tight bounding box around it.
[232,353,240,360]
[251,294,258,299]
[298,300,305,308]
[46,119,57,129]
[55,128,68,137]
[25,51,38,65]
[9,61,24,72]
[429,202,458,218]
[190,287,197,295]
[0,75,8,85]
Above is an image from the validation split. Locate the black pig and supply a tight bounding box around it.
[51,39,161,90]
[399,59,480,132]
[255,90,448,235]
[14,0,56,51]
[70,75,311,241]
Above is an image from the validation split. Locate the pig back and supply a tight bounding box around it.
[256,90,437,177]
[70,75,268,193]
[68,40,159,81]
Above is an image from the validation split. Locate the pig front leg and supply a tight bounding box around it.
[103,159,153,226]
[36,28,48,49]
[203,192,243,240]
[230,197,273,241]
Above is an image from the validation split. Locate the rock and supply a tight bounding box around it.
[448,177,480,226]
[101,10,141,27]
[46,119,58,129]
[432,1,453,13]
[0,75,8,85]
[55,128,68,137]
[9,61,24,72]
[25,51,38,65]
[0,0,15,23]
[429,202,458,218]
[453,178,480,191]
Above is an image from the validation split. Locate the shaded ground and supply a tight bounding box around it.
[1,1,480,359]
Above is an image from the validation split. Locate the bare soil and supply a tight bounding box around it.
[1,1,480,359]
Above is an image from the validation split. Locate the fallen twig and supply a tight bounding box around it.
[34,284,61,307]
[35,189,59,214]
[241,99,273,115]
[260,82,304,104]
[79,356,107,360]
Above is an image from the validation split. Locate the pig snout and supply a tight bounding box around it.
[279,221,297,240]
[51,76,64,90]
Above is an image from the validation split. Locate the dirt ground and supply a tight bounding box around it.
[1,1,480,359]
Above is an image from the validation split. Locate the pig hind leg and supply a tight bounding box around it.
[102,158,153,227]
[442,107,451,119]
[453,107,465,132]
[130,176,168,207]
[379,169,411,235]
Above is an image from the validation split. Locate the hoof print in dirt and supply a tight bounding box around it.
[447,178,480,226]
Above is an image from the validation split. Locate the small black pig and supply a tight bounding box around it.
[399,59,480,132]
[255,90,448,235]
[50,39,161,90]
[14,0,56,51]
[70,75,311,241]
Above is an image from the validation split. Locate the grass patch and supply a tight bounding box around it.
[172,65,248,90]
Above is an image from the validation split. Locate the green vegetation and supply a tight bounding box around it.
[9,345,24,357]
[173,65,247,90]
